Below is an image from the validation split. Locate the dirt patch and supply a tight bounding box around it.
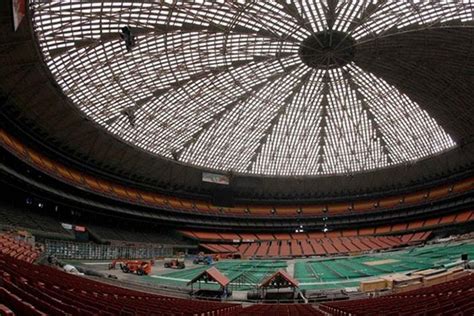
[364,259,399,266]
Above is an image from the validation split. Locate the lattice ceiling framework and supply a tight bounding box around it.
[30,0,472,176]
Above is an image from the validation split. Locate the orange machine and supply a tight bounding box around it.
[108,259,153,275]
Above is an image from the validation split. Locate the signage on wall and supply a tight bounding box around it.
[202,172,230,185]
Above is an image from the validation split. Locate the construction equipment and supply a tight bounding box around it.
[108,259,152,275]
[164,258,185,269]
[193,252,214,265]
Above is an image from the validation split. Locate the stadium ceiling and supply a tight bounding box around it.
[1,1,474,200]
[28,0,472,176]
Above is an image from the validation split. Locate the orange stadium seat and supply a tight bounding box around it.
[307,231,325,239]
[83,175,103,192]
[1,130,473,223]
[290,240,303,256]
[424,217,441,227]
[342,229,358,237]
[340,237,359,252]
[243,243,259,257]
[404,192,427,204]
[55,164,75,182]
[239,233,258,240]
[308,239,326,255]
[267,241,280,256]
[275,206,298,215]
[428,186,451,200]
[331,238,349,253]
[319,239,337,254]
[140,192,156,204]
[452,178,474,193]
[358,227,375,236]
[300,240,315,256]
[27,150,45,169]
[439,214,457,225]
[391,223,408,232]
[375,225,391,234]
[255,242,270,257]
[407,219,425,230]
[291,233,309,240]
[225,207,247,215]
[111,185,129,199]
[256,233,275,240]
[218,232,241,241]
[353,200,375,212]
[274,233,292,240]
[96,179,113,193]
[326,231,341,238]
[379,196,401,208]
[68,169,84,184]
[302,204,325,214]
[327,203,349,213]
[280,240,291,256]
[238,243,249,254]
[125,189,140,200]
[248,206,271,215]
[455,210,473,222]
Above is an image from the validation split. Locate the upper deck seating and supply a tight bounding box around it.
[2,128,473,218]
[181,209,472,243]
[88,224,188,245]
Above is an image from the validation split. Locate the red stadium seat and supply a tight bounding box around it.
[0,254,241,316]
[320,273,474,316]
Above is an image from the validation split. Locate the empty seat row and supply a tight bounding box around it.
[2,128,473,218]
[87,224,188,246]
[0,254,241,316]
[0,202,71,239]
[319,273,474,316]
[181,209,472,242]
[0,234,40,263]
[238,303,321,316]
[201,233,431,258]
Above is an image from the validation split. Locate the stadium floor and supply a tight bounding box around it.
[70,241,474,292]
[149,242,474,291]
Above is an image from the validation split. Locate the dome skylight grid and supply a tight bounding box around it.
[30,1,467,176]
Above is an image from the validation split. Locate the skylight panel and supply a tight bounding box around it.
[30,0,463,176]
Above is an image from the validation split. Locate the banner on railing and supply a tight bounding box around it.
[12,0,26,31]
[61,223,73,230]
[74,225,86,232]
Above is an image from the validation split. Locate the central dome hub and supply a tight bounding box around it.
[299,31,356,69]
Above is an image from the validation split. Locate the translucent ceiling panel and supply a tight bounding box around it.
[31,0,464,176]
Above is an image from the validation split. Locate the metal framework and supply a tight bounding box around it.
[29,1,472,176]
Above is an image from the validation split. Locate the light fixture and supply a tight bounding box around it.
[119,26,136,52]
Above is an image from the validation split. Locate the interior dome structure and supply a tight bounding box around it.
[29,1,474,176]
[2,2,474,314]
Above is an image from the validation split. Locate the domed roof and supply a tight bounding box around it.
[29,1,473,176]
